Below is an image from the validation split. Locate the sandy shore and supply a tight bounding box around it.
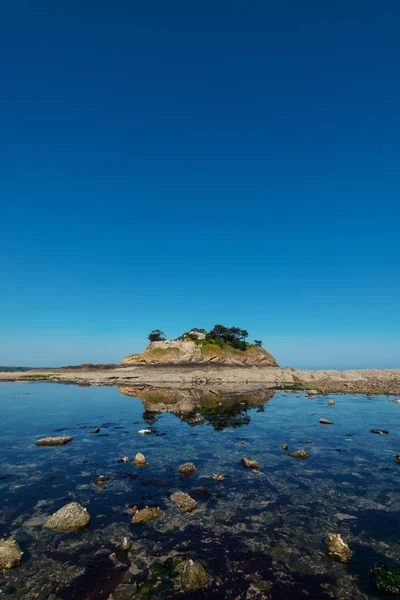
[1,364,400,395]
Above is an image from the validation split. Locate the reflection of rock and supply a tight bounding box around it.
[242,457,261,469]
[0,539,23,569]
[132,507,162,524]
[45,502,91,532]
[118,385,275,431]
[171,491,196,512]
[36,436,73,446]
[181,559,208,591]
[325,533,352,563]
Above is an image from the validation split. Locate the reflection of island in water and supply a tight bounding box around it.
[118,385,275,430]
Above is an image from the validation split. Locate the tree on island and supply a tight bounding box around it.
[148,329,166,342]
[254,340,263,347]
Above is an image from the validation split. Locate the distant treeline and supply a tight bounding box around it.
[0,366,33,372]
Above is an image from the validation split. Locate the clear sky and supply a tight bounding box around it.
[1,1,399,369]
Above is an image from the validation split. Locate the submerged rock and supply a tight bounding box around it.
[36,436,73,446]
[179,462,196,476]
[181,559,208,591]
[288,449,310,459]
[171,491,197,512]
[281,443,288,451]
[325,533,352,563]
[319,418,333,425]
[138,429,152,435]
[93,475,109,485]
[212,473,225,481]
[45,502,91,532]
[371,429,389,434]
[370,562,400,595]
[0,539,23,569]
[242,457,261,469]
[133,453,147,465]
[132,506,163,524]
[121,536,132,551]
[328,399,335,406]
[118,456,129,463]
[305,440,313,444]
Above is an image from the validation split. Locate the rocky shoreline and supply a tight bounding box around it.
[1,364,400,395]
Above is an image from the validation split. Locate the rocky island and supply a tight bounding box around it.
[1,324,400,395]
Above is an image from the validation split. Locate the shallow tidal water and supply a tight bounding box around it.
[1,383,400,599]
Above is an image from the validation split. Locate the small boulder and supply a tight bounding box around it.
[241,457,261,469]
[138,429,152,435]
[281,443,289,451]
[307,390,319,396]
[36,436,73,446]
[171,491,196,512]
[45,502,91,532]
[179,462,196,476]
[89,427,100,433]
[212,473,225,481]
[132,506,162,524]
[181,559,208,591]
[288,449,310,459]
[320,418,334,425]
[393,399,400,405]
[0,539,23,569]
[328,400,335,406]
[133,453,147,466]
[118,457,129,463]
[121,536,132,551]
[325,533,352,563]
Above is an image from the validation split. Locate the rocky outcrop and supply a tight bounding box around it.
[121,340,278,367]
[45,502,91,532]
[171,491,197,512]
[0,539,23,569]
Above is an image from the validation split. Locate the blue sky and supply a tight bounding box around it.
[1,1,399,368]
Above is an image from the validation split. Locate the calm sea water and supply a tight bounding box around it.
[0,382,400,599]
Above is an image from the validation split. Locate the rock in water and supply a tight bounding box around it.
[132,507,162,524]
[307,390,319,396]
[371,563,400,594]
[138,429,152,435]
[319,418,334,425]
[328,400,335,406]
[288,449,310,459]
[212,473,225,481]
[89,427,100,433]
[396,454,400,464]
[121,536,132,551]
[93,475,109,485]
[133,453,147,465]
[281,443,289,451]
[179,462,196,476]
[36,436,73,446]
[171,491,197,512]
[325,533,352,563]
[181,559,208,591]
[118,457,129,463]
[45,502,91,532]
[0,539,23,569]
[241,457,261,469]
[393,399,400,405]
